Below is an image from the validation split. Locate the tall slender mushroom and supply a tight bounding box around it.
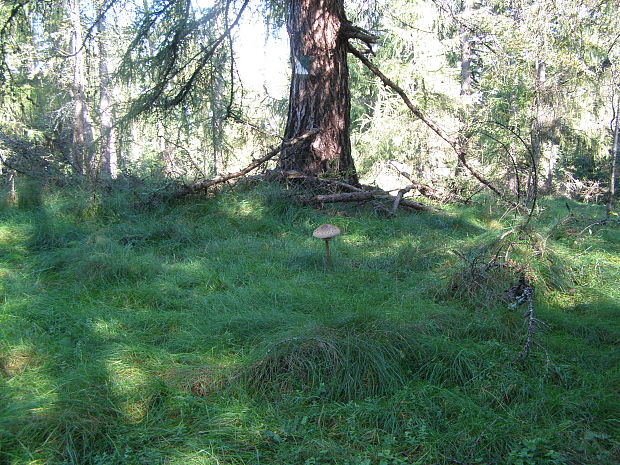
[313,224,341,267]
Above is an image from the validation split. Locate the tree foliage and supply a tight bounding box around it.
[0,0,617,206]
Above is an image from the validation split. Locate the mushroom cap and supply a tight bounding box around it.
[313,224,341,239]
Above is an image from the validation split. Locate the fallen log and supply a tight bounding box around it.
[303,192,374,203]
[302,190,432,212]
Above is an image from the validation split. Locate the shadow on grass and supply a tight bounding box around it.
[0,185,618,464]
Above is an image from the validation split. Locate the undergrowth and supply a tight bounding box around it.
[0,182,618,464]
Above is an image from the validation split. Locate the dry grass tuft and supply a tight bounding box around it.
[239,323,417,401]
[190,367,231,397]
[0,347,38,378]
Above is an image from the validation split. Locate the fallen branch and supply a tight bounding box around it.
[171,130,318,198]
[277,170,365,193]
[302,190,432,212]
[263,169,432,212]
[392,186,414,214]
[349,45,518,209]
[507,276,550,367]
[303,192,374,203]
[392,196,431,211]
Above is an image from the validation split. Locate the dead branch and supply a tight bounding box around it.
[515,283,549,368]
[394,197,433,211]
[392,186,414,214]
[281,170,433,212]
[302,190,432,212]
[277,170,365,193]
[171,130,318,198]
[303,191,374,203]
[170,140,433,213]
[348,45,519,209]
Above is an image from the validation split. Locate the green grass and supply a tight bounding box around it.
[0,183,618,464]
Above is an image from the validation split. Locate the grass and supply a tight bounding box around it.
[0,182,618,464]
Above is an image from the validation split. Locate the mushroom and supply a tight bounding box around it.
[313,224,341,267]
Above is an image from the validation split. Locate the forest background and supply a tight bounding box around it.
[0,0,618,201]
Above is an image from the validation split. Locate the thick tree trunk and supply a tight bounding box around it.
[68,0,95,176]
[97,13,117,179]
[279,0,358,185]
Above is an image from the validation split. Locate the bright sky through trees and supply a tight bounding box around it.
[193,0,289,96]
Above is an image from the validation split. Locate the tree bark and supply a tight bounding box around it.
[97,11,117,180]
[459,0,474,100]
[279,0,358,185]
[8,171,15,203]
[68,0,95,176]
[608,92,619,216]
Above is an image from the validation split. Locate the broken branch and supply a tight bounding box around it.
[301,190,432,212]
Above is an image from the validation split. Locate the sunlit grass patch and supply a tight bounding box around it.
[35,235,162,285]
[0,187,618,464]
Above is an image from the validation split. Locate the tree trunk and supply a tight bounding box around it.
[68,0,95,176]
[454,0,474,179]
[529,59,546,198]
[97,11,117,180]
[208,68,225,176]
[459,0,474,101]
[608,92,619,216]
[158,120,175,176]
[279,0,358,185]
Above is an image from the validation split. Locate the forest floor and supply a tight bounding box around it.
[0,182,619,465]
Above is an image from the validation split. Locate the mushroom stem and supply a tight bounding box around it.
[324,238,331,267]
